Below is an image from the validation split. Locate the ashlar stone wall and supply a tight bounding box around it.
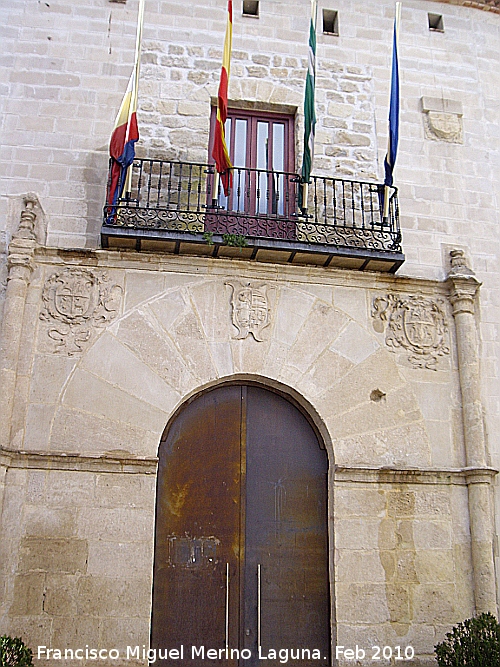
[0,249,480,665]
[137,39,378,181]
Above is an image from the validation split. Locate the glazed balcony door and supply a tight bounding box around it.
[151,385,330,666]
[210,109,295,218]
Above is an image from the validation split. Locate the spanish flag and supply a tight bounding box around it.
[212,0,233,197]
[107,0,145,207]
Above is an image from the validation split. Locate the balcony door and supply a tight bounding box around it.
[209,109,296,220]
[151,384,330,666]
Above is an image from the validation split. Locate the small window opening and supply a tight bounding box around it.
[428,13,444,32]
[323,9,339,35]
[243,0,259,17]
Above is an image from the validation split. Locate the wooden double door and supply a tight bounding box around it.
[151,385,330,665]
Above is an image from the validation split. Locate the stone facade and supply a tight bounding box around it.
[1,1,500,666]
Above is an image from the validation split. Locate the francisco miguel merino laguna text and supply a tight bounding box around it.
[37,645,326,663]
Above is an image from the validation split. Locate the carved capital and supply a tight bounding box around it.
[463,467,499,486]
[225,280,272,342]
[6,237,37,281]
[447,250,481,317]
[372,293,450,370]
[39,267,123,355]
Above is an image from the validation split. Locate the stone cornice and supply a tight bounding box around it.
[0,448,158,475]
[428,0,500,15]
[33,247,450,295]
[334,465,498,485]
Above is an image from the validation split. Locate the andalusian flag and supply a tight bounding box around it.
[383,2,401,218]
[301,0,317,187]
[212,0,233,196]
[107,0,145,207]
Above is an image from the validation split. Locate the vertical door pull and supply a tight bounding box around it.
[225,563,230,649]
[257,563,262,650]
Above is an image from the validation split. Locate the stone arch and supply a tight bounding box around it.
[48,277,431,469]
[158,373,334,463]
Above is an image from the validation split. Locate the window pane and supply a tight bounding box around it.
[218,118,232,209]
[234,119,247,168]
[233,119,248,211]
[273,123,285,214]
[273,123,285,172]
[256,122,269,169]
[256,122,269,213]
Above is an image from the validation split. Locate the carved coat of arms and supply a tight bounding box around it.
[372,294,450,370]
[40,267,122,355]
[424,111,463,143]
[225,281,271,341]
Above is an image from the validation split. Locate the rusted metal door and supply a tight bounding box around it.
[151,386,242,665]
[151,385,330,665]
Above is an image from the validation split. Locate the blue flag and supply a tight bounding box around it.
[384,3,401,189]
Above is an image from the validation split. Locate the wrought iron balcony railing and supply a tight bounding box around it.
[102,158,404,272]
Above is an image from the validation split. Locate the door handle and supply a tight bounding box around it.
[257,563,261,650]
[225,563,229,649]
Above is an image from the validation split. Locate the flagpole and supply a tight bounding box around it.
[124,0,145,196]
[300,0,317,214]
[383,2,401,222]
[212,0,233,197]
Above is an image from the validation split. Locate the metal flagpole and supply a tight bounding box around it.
[124,0,145,196]
[383,2,402,222]
[300,0,317,214]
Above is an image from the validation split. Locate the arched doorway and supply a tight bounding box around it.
[151,384,330,665]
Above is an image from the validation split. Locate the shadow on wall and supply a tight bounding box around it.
[84,148,110,248]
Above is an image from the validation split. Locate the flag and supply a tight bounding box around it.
[301,0,317,186]
[383,2,401,218]
[107,0,145,208]
[212,0,233,197]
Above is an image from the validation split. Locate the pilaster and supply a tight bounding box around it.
[448,249,498,615]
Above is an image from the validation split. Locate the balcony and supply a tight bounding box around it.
[101,159,404,272]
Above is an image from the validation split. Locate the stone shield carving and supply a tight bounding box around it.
[372,294,450,370]
[424,111,463,143]
[225,281,271,341]
[40,267,122,355]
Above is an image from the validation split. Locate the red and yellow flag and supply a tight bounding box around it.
[212,0,233,196]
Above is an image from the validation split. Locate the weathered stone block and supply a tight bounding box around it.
[43,574,78,616]
[23,507,76,539]
[18,537,88,574]
[8,573,45,615]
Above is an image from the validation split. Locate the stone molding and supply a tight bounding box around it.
[0,448,158,474]
[372,293,450,370]
[3,452,495,483]
[427,0,500,14]
[34,247,453,297]
[2,450,496,483]
[39,267,122,355]
[334,465,498,486]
